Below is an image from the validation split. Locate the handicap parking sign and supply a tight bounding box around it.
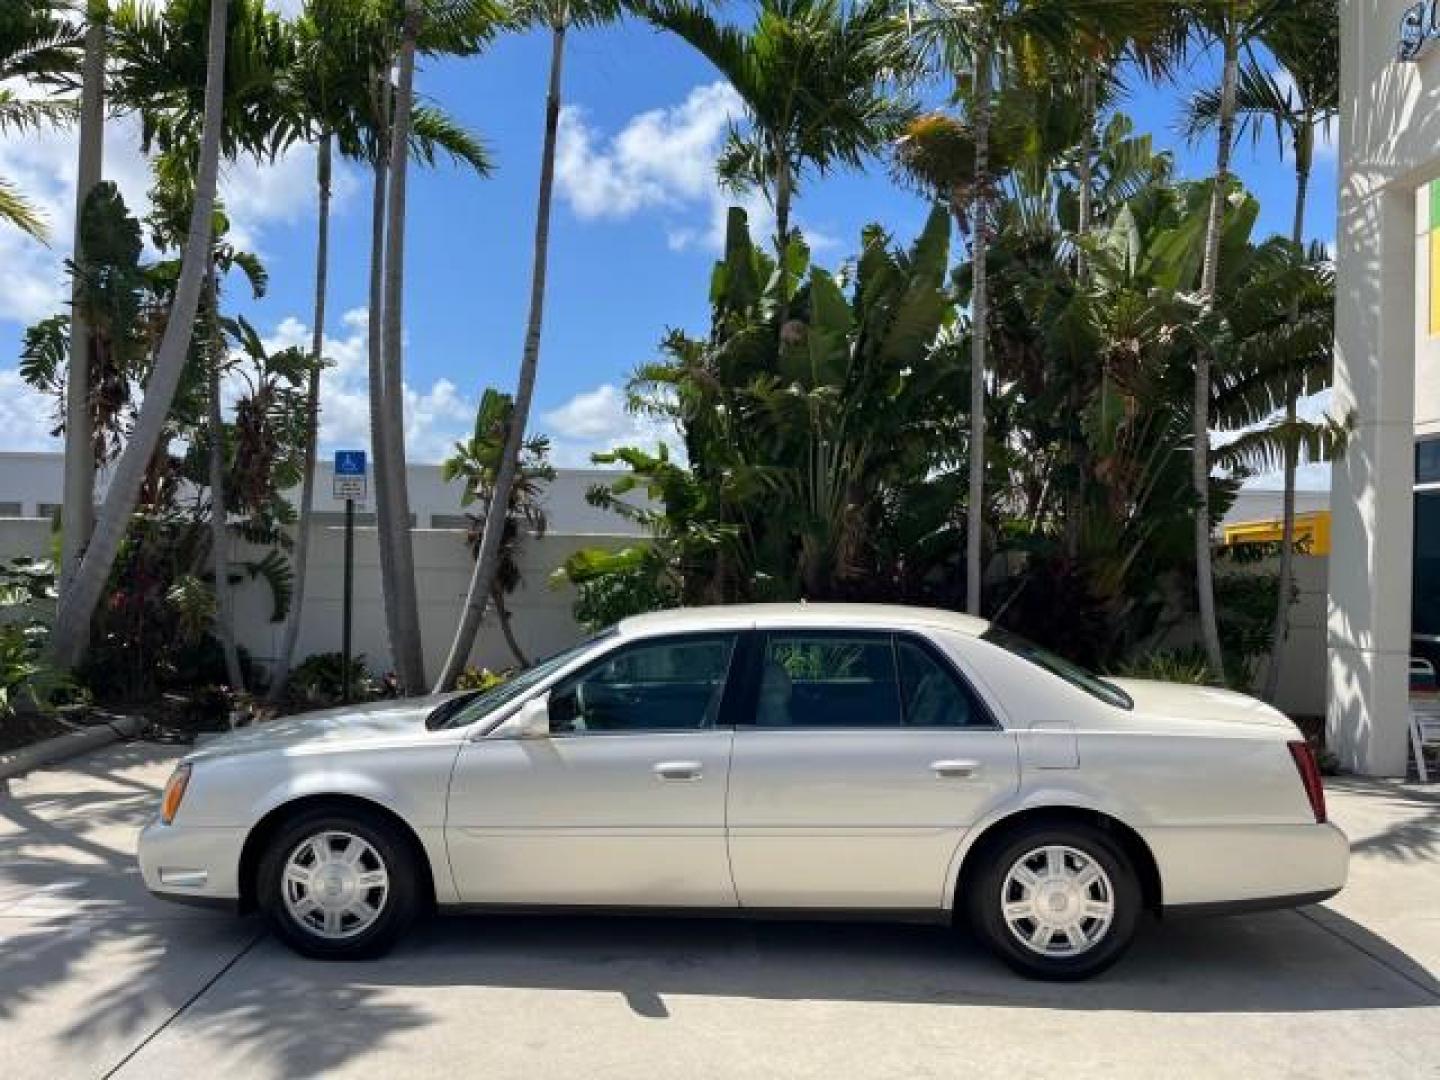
[333,450,367,500]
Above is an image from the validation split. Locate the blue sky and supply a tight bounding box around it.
[0,13,1337,476]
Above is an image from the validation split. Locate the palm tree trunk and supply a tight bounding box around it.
[60,14,106,602]
[1192,18,1238,680]
[377,1,427,693]
[205,269,244,694]
[965,41,992,617]
[366,145,403,689]
[268,132,331,703]
[1066,66,1097,562]
[1262,116,1313,704]
[435,23,567,691]
[773,140,794,330]
[51,0,230,670]
[493,588,529,667]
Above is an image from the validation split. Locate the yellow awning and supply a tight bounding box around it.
[1221,510,1330,556]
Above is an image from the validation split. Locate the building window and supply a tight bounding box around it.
[1413,436,1440,669]
[36,502,61,520]
[0,502,22,518]
[1418,438,1440,487]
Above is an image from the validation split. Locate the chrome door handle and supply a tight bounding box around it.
[653,760,703,781]
[931,759,979,778]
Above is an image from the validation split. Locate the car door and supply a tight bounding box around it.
[726,628,1020,910]
[446,632,741,906]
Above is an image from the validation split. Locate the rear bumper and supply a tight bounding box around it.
[1164,887,1341,918]
[1141,821,1349,908]
[137,820,247,905]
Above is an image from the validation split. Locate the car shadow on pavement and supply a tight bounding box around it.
[219,904,1440,1021]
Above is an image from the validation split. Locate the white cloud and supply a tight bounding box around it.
[555,81,836,255]
[540,382,679,466]
[261,308,475,464]
[263,0,306,16]
[0,370,60,452]
[221,143,361,255]
[0,110,154,326]
[0,103,357,330]
[556,82,743,221]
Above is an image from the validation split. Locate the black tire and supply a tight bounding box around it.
[257,806,420,960]
[966,822,1141,981]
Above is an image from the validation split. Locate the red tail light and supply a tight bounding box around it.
[1287,741,1327,823]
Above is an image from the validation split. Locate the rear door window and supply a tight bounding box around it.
[755,631,902,727]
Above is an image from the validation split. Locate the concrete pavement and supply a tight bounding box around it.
[1,740,1436,1079]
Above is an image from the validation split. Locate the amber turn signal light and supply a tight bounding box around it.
[161,763,192,825]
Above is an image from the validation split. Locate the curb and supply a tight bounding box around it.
[0,714,147,781]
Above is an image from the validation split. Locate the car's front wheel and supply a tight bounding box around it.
[257,807,419,960]
[967,822,1141,980]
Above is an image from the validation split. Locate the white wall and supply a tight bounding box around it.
[299,464,647,535]
[1251,556,1329,718]
[230,527,623,682]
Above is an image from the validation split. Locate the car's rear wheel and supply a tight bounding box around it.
[967,822,1140,980]
[257,807,419,960]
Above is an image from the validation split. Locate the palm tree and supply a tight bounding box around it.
[891,0,1075,616]
[61,2,109,604]
[434,0,620,690]
[1186,0,1339,698]
[106,0,298,688]
[347,0,497,694]
[1188,0,1287,679]
[640,0,911,274]
[266,3,333,703]
[378,0,428,692]
[266,0,492,701]
[51,0,231,669]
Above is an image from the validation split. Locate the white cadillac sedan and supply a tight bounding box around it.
[139,604,1347,980]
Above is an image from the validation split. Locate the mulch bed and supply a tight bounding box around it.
[0,712,73,755]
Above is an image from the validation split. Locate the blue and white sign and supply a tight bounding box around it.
[1400,0,1440,62]
[333,450,368,501]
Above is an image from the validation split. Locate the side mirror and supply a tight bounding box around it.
[498,695,550,739]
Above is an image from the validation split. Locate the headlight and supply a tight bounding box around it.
[160,763,192,825]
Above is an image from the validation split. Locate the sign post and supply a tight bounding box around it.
[333,451,367,704]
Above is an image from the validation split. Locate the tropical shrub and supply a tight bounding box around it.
[455,665,509,692]
[1109,648,1215,686]
[560,203,968,609]
[285,652,377,707]
[0,558,75,717]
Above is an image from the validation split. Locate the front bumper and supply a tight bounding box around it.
[137,819,248,904]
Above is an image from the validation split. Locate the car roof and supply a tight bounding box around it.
[616,603,991,639]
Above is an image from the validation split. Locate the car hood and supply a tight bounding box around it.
[185,695,463,761]
[1105,678,1297,731]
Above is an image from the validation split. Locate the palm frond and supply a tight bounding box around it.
[0,177,49,243]
[410,104,493,173]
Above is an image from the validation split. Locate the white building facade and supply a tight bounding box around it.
[1331,1,1440,774]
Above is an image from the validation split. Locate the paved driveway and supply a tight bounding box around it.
[1,741,1436,1080]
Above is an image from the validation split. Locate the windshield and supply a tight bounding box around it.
[980,626,1133,710]
[427,631,615,730]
